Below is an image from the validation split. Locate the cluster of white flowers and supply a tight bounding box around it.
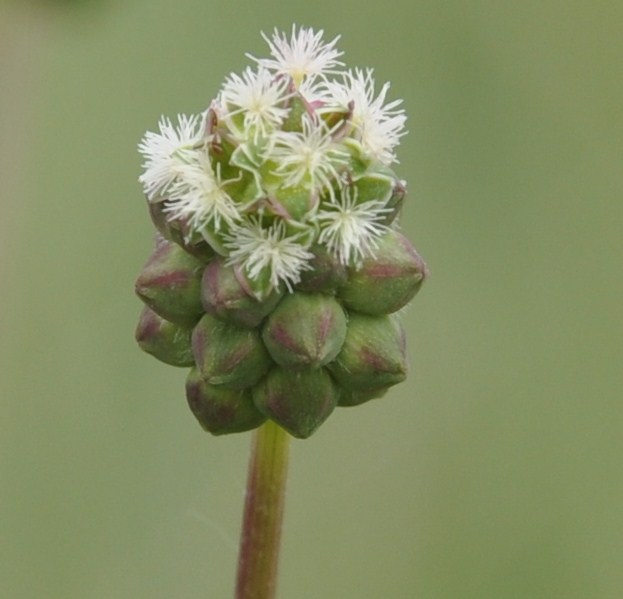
[138,26,408,294]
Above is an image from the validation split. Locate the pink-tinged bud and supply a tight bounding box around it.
[339,229,428,315]
[135,306,194,367]
[135,237,205,326]
[201,257,283,328]
[192,313,271,389]
[185,368,266,435]
[338,386,389,407]
[252,367,339,438]
[327,313,407,391]
[262,293,347,368]
[295,244,348,293]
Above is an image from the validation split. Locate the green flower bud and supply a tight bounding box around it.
[295,243,348,293]
[262,293,347,368]
[253,367,339,438]
[192,313,271,389]
[185,368,266,435]
[135,237,205,326]
[339,229,428,315]
[338,386,389,407]
[327,313,406,390]
[201,257,283,328]
[135,306,194,367]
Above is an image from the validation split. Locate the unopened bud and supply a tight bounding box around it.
[262,293,347,368]
[185,368,266,435]
[201,257,283,328]
[328,313,407,390]
[135,237,205,325]
[192,313,271,389]
[253,367,339,438]
[135,306,194,367]
[339,229,428,315]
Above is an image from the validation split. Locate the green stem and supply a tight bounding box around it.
[235,420,290,599]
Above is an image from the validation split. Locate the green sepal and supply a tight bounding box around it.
[352,172,394,205]
[281,93,309,133]
[269,184,318,221]
[341,138,371,178]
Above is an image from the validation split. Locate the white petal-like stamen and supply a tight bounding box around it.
[320,69,406,164]
[249,25,344,87]
[316,186,391,265]
[138,114,203,201]
[224,218,314,290]
[219,67,291,141]
[270,115,348,199]
[164,154,241,235]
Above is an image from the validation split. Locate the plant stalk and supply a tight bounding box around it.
[235,420,290,599]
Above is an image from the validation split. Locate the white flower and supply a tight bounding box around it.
[321,68,406,164]
[316,185,391,265]
[270,115,348,199]
[138,114,203,201]
[219,67,291,141]
[249,25,343,87]
[164,154,241,235]
[224,218,313,290]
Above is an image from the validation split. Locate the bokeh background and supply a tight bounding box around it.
[1,1,622,597]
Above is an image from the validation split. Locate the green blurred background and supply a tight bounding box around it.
[1,1,622,597]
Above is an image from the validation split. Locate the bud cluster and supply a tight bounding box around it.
[135,26,427,438]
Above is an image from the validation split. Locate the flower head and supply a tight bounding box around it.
[224,218,313,291]
[138,114,204,201]
[219,67,291,141]
[321,69,406,164]
[270,115,348,199]
[164,154,241,235]
[316,185,391,265]
[249,25,343,87]
[135,26,428,438]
